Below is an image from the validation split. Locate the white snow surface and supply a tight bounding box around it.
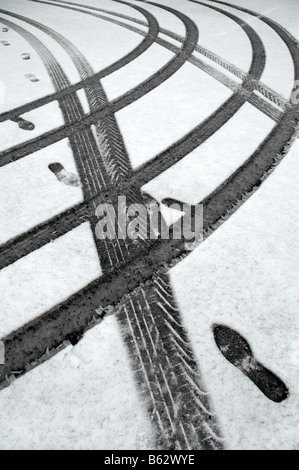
[0,222,101,338]
[0,138,83,245]
[0,0,298,451]
[230,0,299,40]
[142,102,275,205]
[170,140,299,450]
[156,0,253,72]
[209,0,295,99]
[116,61,232,169]
[0,316,155,450]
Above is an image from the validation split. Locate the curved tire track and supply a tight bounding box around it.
[134,0,266,183]
[1,9,132,186]
[190,0,299,230]
[51,0,288,110]
[2,0,299,450]
[0,1,159,123]
[0,15,109,199]
[0,0,266,267]
[0,0,199,265]
[0,0,224,451]
[47,0,285,124]
[0,2,198,165]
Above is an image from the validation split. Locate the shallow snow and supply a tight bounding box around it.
[170,140,299,450]
[156,0,253,73]
[0,315,155,450]
[211,0,295,99]
[142,102,275,205]
[0,222,101,338]
[0,0,298,451]
[116,61,232,169]
[0,138,83,245]
[230,0,299,41]
[1,0,145,79]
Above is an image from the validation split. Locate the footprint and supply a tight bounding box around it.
[11,116,35,131]
[213,324,289,403]
[49,162,80,188]
[25,73,40,83]
[21,52,31,60]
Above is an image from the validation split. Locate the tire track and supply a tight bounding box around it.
[0,0,159,123]
[0,1,197,165]
[0,201,91,269]
[0,9,156,270]
[0,15,108,199]
[0,0,266,267]
[0,0,198,265]
[117,273,224,449]
[0,0,224,450]
[48,0,285,123]
[1,0,299,370]
[5,3,143,185]
[187,0,299,228]
[2,1,299,449]
[51,0,288,111]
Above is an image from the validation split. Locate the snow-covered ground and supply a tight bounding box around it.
[0,138,83,244]
[0,222,102,338]
[142,102,275,205]
[170,139,299,450]
[0,316,155,450]
[0,0,298,450]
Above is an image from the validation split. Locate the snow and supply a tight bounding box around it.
[157,0,253,72]
[142,102,275,205]
[210,0,295,99]
[0,138,83,245]
[0,222,101,338]
[0,315,155,450]
[116,61,232,169]
[102,44,175,102]
[1,0,144,78]
[0,101,65,152]
[170,140,299,450]
[0,0,298,451]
